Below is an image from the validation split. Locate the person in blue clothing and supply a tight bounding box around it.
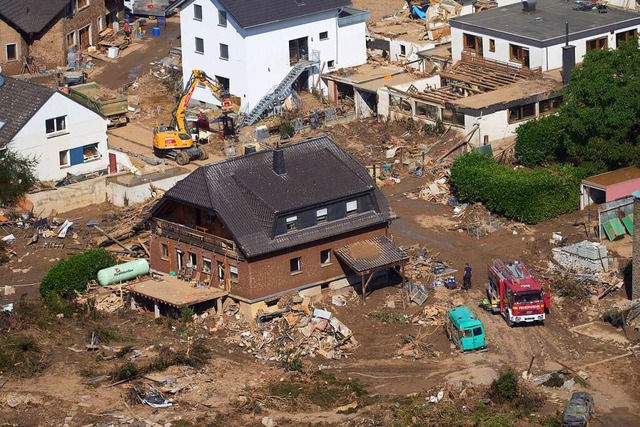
[463,263,472,290]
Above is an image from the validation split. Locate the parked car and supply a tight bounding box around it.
[563,392,594,426]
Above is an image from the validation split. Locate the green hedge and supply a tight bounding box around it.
[515,115,567,168]
[40,248,115,299]
[450,152,581,224]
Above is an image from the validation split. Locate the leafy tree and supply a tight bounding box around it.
[515,115,567,167]
[0,149,37,206]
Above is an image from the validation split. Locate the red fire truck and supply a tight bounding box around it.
[486,259,551,327]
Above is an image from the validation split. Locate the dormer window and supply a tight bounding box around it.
[316,208,327,224]
[346,200,358,216]
[286,215,298,231]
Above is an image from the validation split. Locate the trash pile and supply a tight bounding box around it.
[603,299,640,329]
[224,304,359,361]
[528,368,588,390]
[395,330,442,359]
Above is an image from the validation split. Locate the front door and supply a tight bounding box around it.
[289,37,309,65]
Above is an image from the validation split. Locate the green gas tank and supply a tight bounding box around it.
[97,259,149,286]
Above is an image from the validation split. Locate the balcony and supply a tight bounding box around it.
[338,7,370,27]
[152,218,242,259]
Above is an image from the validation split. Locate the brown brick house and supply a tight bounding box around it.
[0,0,122,75]
[149,136,406,313]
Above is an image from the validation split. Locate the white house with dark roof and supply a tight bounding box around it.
[173,0,369,124]
[449,0,640,71]
[0,76,108,182]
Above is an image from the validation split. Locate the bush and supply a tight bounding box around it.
[490,369,519,403]
[0,334,46,377]
[40,248,115,299]
[450,152,582,223]
[515,115,567,167]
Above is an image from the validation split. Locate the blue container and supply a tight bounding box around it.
[157,17,166,28]
[152,27,160,37]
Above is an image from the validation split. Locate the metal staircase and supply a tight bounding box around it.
[239,50,320,127]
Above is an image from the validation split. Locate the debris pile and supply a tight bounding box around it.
[396,330,442,359]
[552,240,609,272]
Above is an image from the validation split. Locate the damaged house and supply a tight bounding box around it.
[149,136,407,317]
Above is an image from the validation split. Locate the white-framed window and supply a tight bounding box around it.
[319,31,329,41]
[229,265,238,281]
[97,16,103,31]
[46,116,67,136]
[66,31,76,48]
[316,208,327,224]
[195,37,204,54]
[219,43,229,60]
[217,261,225,280]
[83,143,100,162]
[290,257,301,273]
[286,215,298,231]
[218,10,227,27]
[59,150,70,167]
[400,44,406,56]
[202,257,212,273]
[320,249,331,265]
[194,4,203,20]
[5,43,17,62]
[161,243,169,259]
[74,0,90,13]
[346,200,358,215]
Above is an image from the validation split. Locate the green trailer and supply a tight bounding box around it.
[68,82,128,128]
[445,305,487,351]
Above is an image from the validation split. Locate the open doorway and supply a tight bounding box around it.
[289,37,308,65]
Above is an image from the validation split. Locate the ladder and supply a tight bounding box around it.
[239,51,320,127]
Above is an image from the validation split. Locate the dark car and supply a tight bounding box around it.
[563,392,594,427]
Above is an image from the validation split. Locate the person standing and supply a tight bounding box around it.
[463,263,472,290]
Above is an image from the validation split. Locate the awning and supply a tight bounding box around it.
[335,236,408,275]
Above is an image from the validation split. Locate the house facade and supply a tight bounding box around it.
[0,77,108,182]
[0,0,122,75]
[449,0,640,71]
[175,0,369,112]
[149,136,403,313]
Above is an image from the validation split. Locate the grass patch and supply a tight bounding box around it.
[371,311,409,324]
[0,334,46,377]
[90,323,131,344]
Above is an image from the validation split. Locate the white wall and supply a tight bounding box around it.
[106,171,190,206]
[10,92,108,182]
[465,110,523,146]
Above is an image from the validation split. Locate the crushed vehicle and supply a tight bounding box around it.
[562,391,594,427]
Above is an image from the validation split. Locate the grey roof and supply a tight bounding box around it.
[0,0,69,34]
[335,236,408,274]
[0,76,54,147]
[450,0,640,48]
[216,0,351,29]
[159,136,392,258]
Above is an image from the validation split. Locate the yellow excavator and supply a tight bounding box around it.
[153,70,237,165]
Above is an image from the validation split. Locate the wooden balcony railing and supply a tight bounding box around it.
[152,218,242,259]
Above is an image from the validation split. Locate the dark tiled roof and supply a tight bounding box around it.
[0,76,54,147]
[161,136,392,258]
[217,0,352,29]
[0,0,69,34]
[335,236,408,274]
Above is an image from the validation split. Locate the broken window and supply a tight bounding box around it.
[83,143,100,161]
[286,215,298,231]
[202,257,212,274]
[415,102,438,119]
[489,39,495,53]
[290,257,302,273]
[316,208,327,224]
[441,108,465,126]
[5,43,17,61]
[59,150,70,167]
[327,60,335,68]
[320,249,331,265]
[229,265,238,281]
[539,96,563,114]
[463,33,483,56]
[161,244,169,259]
[188,252,197,269]
[219,43,229,60]
[46,116,67,135]
[616,29,637,46]
[195,37,204,54]
[319,31,329,41]
[509,44,529,67]
[218,10,227,27]
[66,31,76,48]
[194,4,202,20]
[346,200,358,216]
[508,103,536,123]
[389,94,402,108]
[215,75,230,90]
[586,36,608,52]
[217,261,225,280]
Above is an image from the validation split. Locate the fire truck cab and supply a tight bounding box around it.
[486,259,551,327]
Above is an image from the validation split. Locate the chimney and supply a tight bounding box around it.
[522,0,536,12]
[272,148,286,175]
[561,22,576,85]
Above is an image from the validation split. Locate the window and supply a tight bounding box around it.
[5,43,17,62]
[320,249,331,265]
[66,31,76,48]
[319,31,329,40]
[508,103,536,123]
[346,200,358,215]
[399,44,406,56]
[83,143,100,162]
[327,60,335,68]
[194,4,202,20]
[463,33,483,55]
[229,265,238,281]
[539,96,563,114]
[188,252,197,269]
[202,257,212,274]
[161,244,169,259]
[217,261,225,280]
[586,36,608,52]
[415,102,438,120]
[489,39,495,53]
[442,108,465,126]
[74,0,90,13]
[46,116,67,135]
[219,43,229,60]
[218,10,227,27]
[195,37,204,54]
[290,257,301,273]
[316,208,328,224]
[215,75,230,90]
[59,150,69,167]
[616,29,637,46]
[286,215,298,231]
[509,44,529,67]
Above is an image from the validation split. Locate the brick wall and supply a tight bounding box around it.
[149,224,388,301]
[0,20,28,74]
